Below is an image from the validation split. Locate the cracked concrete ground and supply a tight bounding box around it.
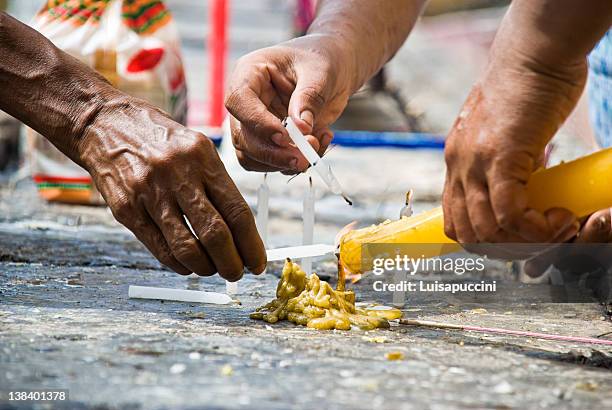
[1,2,610,409]
[0,184,611,410]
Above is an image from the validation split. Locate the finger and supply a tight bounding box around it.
[177,188,245,282]
[225,72,288,143]
[442,173,457,241]
[575,209,611,243]
[316,128,334,157]
[230,115,306,171]
[523,245,563,278]
[488,177,576,242]
[129,211,191,275]
[204,162,267,274]
[449,185,478,244]
[145,200,216,277]
[287,69,331,136]
[235,149,285,173]
[464,182,503,243]
[462,182,538,258]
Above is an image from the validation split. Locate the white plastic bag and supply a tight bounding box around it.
[28,0,187,204]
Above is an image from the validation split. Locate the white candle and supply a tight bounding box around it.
[256,173,270,246]
[301,177,315,275]
[252,173,270,279]
[129,285,232,305]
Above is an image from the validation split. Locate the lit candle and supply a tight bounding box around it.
[301,177,315,275]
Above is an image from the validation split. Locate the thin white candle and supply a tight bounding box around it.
[301,177,315,275]
[129,285,232,305]
[256,173,270,246]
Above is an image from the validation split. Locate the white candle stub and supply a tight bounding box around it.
[129,285,232,305]
[256,174,270,246]
[266,244,336,261]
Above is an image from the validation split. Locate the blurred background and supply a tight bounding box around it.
[0,0,598,247]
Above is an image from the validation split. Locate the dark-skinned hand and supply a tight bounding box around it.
[78,98,267,281]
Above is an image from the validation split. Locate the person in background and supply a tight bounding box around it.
[226,0,612,255]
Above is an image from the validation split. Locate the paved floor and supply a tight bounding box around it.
[1,2,611,409]
[0,185,611,410]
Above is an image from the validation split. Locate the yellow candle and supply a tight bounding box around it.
[340,148,612,274]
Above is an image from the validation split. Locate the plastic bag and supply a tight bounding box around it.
[28,0,188,204]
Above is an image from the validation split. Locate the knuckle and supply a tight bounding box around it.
[300,86,326,109]
[108,197,133,224]
[444,227,457,241]
[171,237,200,262]
[201,219,231,249]
[224,201,253,226]
[182,132,213,154]
[153,133,213,167]
[444,142,458,165]
[224,87,242,112]
[496,212,519,232]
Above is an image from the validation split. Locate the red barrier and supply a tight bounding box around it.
[208,0,228,128]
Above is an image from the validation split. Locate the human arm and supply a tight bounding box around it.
[442,0,612,247]
[225,0,426,172]
[0,12,266,279]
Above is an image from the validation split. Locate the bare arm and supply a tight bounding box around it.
[0,12,266,279]
[492,0,612,72]
[309,0,426,93]
[443,0,612,249]
[0,11,120,165]
[225,0,425,172]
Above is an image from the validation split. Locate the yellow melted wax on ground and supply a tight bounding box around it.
[250,259,402,330]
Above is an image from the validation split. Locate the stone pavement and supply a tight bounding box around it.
[1,184,611,410]
[1,2,611,409]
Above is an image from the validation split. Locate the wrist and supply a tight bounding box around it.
[488,4,589,100]
[73,89,132,170]
[297,33,363,93]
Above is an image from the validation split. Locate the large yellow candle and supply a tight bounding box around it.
[340,148,612,274]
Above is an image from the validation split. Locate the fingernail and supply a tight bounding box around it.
[300,110,314,128]
[271,132,286,146]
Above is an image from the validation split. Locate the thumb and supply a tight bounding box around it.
[288,75,329,136]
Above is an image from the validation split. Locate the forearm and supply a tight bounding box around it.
[308,0,426,93]
[0,12,125,166]
[476,0,612,148]
[490,0,612,79]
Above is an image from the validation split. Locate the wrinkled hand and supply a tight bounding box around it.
[78,98,266,280]
[442,57,588,255]
[225,35,355,173]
